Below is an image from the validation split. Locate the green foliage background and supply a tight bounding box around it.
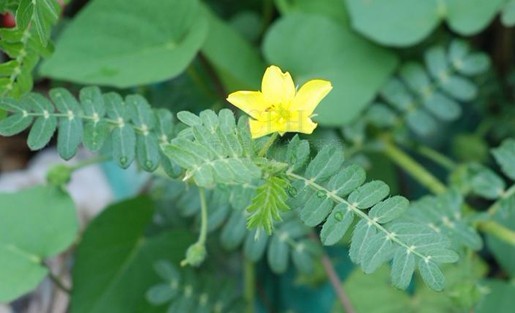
[0,0,514,313]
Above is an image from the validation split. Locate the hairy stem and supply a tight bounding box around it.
[198,188,208,245]
[381,139,447,194]
[244,258,256,313]
[258,133,278,157]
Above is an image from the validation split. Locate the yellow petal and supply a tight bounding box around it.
[249,119,278,139]
[226,91,269,119]
[261,65,296,105]
[291,79,332,116]
[283,116,318,135]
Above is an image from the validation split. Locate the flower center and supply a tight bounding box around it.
[267,103,291,123]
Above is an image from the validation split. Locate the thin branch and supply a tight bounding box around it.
[320,250,356,313]
[44,263,71,294]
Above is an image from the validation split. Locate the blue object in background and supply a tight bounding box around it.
[100,161,150,200]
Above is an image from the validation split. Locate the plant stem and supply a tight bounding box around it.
[381,139,447,195]
[198,188,208,245]
[244,258,256,313]
[411,144,457,170]
[477,220,515,245]
[258,133,278,157]
[45,264,71,294]
[320,251,356,313]
[487,184,515,216]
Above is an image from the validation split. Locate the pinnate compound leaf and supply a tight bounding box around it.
[0,186,78,302]
[247,176,290,234]
[163,110,261,188]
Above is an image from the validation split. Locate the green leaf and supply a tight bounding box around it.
[83,120,110,152]
[27,115,57,150]
[423,92,461,121]
[126,95,159,171]
[349,220,377,264]
[345,0,439,46]
[492,139,515,180]
[267,232,290,273]
[445,0,505,35]
[300,194,332,227]
[80,86,106,118]
[345,0,503,46]
[220,210,246,250]
[399,63,432,97]
[243,229,268,262]
[424,46,448,82]
[80,88,109,150]
[320,203,354,245]
[502,0,515,26]
[326,164,366,197]
[456,53,490,76]
[0,186,78,302]
[348,180,390,209]
[263,13,398,125]
[440,75,477,101]
[111,125,136,169]
[285,135,310,171]
[336,266,411,313]
[304,146,344,182]
[70,197,193,313]
[406,108,437,136]
[369,196,409,224]
[57,115,83,160]
[177,111,202,127]
[476,280,515,313]
[200,6,263,91]
[291,240,316,274]
[418,260,445,291]
[247,176,290,234]
[470,165,506,199]
[275,0,349,25]
[49,88,84,159]
[16,0,61,45]
[391,249,416,290]
[146,284,177,305]
[39,0,208,87]
[361,234,394,274]
[0,112,33,136]
[380,78,414,112]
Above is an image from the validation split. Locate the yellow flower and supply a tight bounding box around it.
[226,65,332,139]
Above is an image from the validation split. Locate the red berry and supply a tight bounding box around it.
[2,13,16,28]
